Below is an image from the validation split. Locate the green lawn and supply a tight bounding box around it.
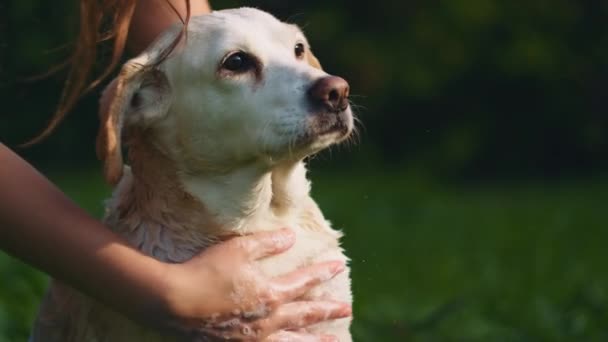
[1,168,608,341]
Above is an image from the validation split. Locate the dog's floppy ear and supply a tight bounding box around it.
[96,57,171,185]
[306,50,323,70]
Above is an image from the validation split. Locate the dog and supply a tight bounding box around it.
[31,7,354,341]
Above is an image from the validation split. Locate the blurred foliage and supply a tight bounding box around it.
[1,0,608,178]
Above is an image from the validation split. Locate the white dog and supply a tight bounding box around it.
[32,7,353,341]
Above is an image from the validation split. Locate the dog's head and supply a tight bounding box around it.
[98,8,353,184]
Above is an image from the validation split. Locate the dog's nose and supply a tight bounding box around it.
[308,76,350,112]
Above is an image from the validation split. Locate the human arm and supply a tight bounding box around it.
[128,0,211,54]
[0,143,170,321]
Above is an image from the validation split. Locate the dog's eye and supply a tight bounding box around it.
[294,43,305,59]
[222,52,254,72]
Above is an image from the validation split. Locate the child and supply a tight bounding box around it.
[0,0,350,340]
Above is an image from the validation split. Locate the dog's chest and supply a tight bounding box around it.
[113,203,346,279]
[105,197,353,339]
[108,186,353,336]
[32,175,352,341]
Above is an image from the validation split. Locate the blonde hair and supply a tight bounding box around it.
[26,0,191,145]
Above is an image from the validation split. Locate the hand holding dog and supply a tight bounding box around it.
[162,228,350,340]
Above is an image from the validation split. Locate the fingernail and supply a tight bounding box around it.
[279,227,294,237]
[273,228,295,248]
[320,335,339,342]
[340,304,352,317]
[332,261,346,274]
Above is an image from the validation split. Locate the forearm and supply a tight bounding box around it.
[128,0,211,54]
[0,144,170,322]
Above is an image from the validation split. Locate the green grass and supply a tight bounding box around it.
[2,168,608,341]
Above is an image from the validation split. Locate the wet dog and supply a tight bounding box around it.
[32,7,354,341]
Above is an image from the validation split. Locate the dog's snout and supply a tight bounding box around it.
[308,76,350,112]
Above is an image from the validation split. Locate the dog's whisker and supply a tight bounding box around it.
[259,119,273,153]
[349,104,367,112]
[287,128,298,159]
[348,93,367,99]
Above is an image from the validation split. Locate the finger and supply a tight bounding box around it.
[257,301,351,337]
[265,330,338,342]
[270,261,345,303]
[234,228,296,260]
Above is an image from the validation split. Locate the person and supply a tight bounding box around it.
[0,0,351,340]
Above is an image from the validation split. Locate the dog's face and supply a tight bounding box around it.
[98,8,353,183]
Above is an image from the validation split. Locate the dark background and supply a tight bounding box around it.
[1,1,608,341]
[2,0,607,179]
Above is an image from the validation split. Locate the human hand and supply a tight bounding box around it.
[159,228,350,341]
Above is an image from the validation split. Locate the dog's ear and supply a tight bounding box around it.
[96,58,171,185]
[306,50,323,70]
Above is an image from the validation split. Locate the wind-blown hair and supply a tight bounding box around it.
[26,0,191,145]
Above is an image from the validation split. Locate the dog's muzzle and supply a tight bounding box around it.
[306,76,352,136]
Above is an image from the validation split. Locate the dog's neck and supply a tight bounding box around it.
[123,134,310,235]
[180,159,311,232]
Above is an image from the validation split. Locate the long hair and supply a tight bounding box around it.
[25,0,191,146]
